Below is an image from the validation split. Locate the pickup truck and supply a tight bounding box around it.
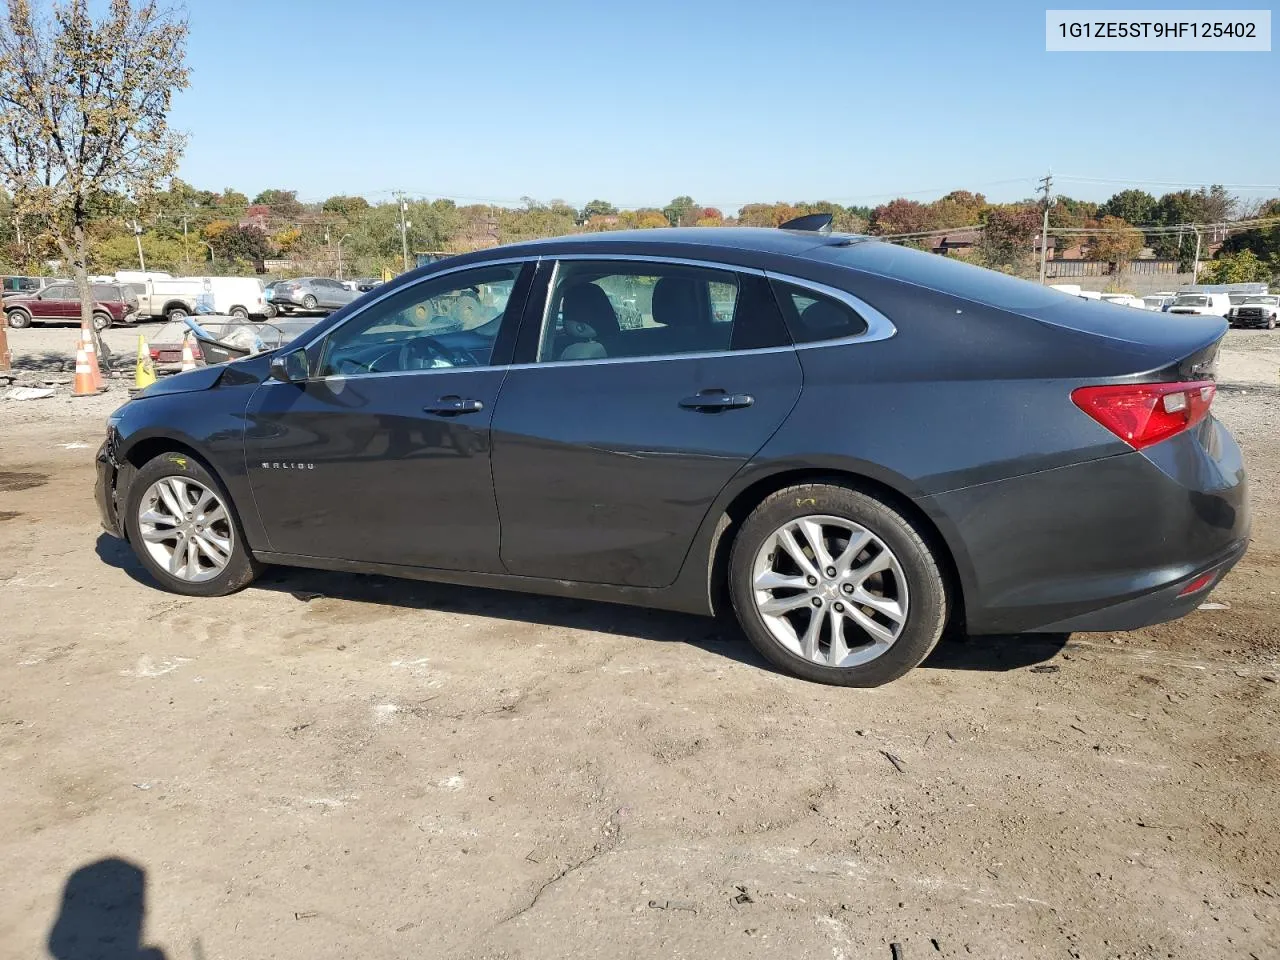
[123,278,203,321]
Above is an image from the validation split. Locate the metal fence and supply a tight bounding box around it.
[1046,259,1181,278]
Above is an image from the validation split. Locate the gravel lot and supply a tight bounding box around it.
[2,320,1279,960]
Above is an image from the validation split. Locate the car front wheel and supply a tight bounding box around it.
[6,308,32,329]
[301,294,318,310]
[123,452,262,597]
[728,483,948,687]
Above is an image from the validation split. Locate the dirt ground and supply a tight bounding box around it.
[2,321,1279,960]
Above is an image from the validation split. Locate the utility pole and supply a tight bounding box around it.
[182,216,190,270]
[398,196,411,273]
[1191,225,1202,284]
[133,220,146,271]
[1037,172,1053,285]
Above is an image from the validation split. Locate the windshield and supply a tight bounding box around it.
[1242,296,1278,305]
[1173,295,1209,307]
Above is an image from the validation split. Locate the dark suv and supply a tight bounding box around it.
[5,281,139,330]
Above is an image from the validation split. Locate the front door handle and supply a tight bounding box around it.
[679,390,755,412]
[424,396,484,416]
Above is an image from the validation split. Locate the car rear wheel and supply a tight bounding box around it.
[6,308,32,329]
[728,483,948,687]
[301,294,318,310]
[92,311,113,330]
[123,452,262,597]
[229,306,249,319]
[167,305,188,322]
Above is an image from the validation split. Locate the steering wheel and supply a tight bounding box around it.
[397,335,474,371]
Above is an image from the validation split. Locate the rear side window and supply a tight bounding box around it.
[771,280,868,343]
[91,284,120,301]
[538,261,789,363]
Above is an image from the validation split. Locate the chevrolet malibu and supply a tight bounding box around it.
[95,224,1250,686]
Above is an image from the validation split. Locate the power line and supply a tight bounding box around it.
[1057,174,1280,191]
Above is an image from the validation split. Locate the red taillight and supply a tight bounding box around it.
[149,348,160,360]
[1071,380,1215,450]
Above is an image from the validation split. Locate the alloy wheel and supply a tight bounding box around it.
[137,476,235,582]
[751,514,909,668]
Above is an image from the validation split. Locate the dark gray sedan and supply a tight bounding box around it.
[94,224,1249,686]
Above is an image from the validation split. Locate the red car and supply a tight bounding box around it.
[4,281,138,330]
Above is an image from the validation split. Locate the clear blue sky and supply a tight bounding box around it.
[171,0,1279,210]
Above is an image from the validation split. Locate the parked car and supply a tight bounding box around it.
[271,277,360,313]
[1167,292,1232,317]
[6,281,138,329]
[3,276,69,298]
[353,277,383,293]
[146,317,322,374]
[1142,293,1177,311]
[95,225,1249,687]
[1227,294,1279,330]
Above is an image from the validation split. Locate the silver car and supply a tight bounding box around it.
[273,277,360,313]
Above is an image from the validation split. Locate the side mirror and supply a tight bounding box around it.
[269,348,309,383]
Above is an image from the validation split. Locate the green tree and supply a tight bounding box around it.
[582,199,617,219]
[209,224,270,263]
[1100,189,1156,225]
[253,188,302,216]
[1197,249,1275,284]
[91,230,184,271]
[1220,198,1280,261]
[662,195,697,227]
[322,194,370,219]
[0,0,189,328]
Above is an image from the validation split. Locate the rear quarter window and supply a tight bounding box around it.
[770,280,868,343]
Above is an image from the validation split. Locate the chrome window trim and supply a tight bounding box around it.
[297,255,538,357]
[518,256,896,369]
[765,271,897,346]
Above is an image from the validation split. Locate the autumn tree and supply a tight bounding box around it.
[1089,216,1145,269]
[974,205,1040,274]
[870,198,937,235]
[0,0,188,328]
[662,195,697,227]
[253,188,303,216]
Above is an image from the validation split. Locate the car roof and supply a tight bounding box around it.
[491,226,860,258]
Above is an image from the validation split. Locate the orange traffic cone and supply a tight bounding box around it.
[180,333,198,372]
[72,338,99,397]
[80,323,104,390]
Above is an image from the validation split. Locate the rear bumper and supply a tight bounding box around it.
[928,416,1251,634]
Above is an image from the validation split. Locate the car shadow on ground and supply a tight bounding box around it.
[96,533,1067,676]
[47,857,167,960]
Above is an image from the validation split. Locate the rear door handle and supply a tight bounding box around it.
[678,390,755,412]
[424,396,484,415]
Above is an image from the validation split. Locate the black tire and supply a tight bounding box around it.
[229,306,249,319]
[123,451,263,598]
[6,308,32,329]
[92,311,113,330]
[728,483,948,687]
[301,294,318,310]
[262,303,278,320]
[166,305,189,322]
[1268,316,1276,330]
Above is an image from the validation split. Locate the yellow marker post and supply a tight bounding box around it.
[134,333,157,389]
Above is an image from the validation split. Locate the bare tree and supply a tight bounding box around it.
[0,0,188,330]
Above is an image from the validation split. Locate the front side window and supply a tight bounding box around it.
[538,260,787,363]
[317,263,523,377]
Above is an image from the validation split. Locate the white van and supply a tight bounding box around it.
[114,270,173,284]
[187,277,268,318]
[1167,292,1232,317]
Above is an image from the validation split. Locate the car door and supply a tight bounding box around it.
[243,261,532,571]
[38,284,77,320]
[490,256,803,588]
